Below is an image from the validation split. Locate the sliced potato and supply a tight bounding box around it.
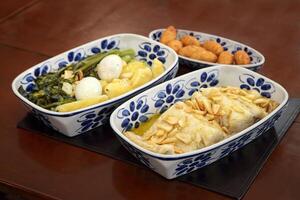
[151,59,165,78]
[130,67,153,88]
[104,79,132,98]
[122,60,147,74]
[56,95,109,112]
[100,80,108,88]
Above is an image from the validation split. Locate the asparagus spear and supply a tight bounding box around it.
[19,48,136,111]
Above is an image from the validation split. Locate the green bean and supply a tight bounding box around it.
[57,63,75,76]
[72,62,84,73]
[76,53,110,73]
[121,55,133,63]
[20,48,136,111]
[70,49,134,77]
[118,49,135,57]
[75,49,123,73]
[75,49,135,73]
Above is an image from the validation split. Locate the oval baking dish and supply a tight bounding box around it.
[110,65,288,179]
[12,34,179,137]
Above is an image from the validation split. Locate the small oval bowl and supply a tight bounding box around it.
[110,65,288,179]
[12,34,179,137]
[149,28,265,71]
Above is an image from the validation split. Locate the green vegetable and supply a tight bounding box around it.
[121,55,134,63]
[19,48,136,111]
[118,49,135,57]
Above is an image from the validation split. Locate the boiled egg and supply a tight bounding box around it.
[75,77,102,100]
[97,54,123,82]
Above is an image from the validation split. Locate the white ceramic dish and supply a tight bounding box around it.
[12,34,179,137]
[149,28,265,71]
[110,65,288,179]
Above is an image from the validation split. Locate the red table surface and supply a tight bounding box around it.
[0,0,299,199]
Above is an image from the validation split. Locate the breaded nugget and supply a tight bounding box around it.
[217,51,234,64]
[234,50,250,65]
[190,50,217,63]
[160,26,177,44]
[167,40,183,53]
[180,35,201,46]
[178,45,205,57]
[203,40,224,55]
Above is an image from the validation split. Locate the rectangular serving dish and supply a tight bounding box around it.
[12,34,179,137]
[110,65,288,179]
[149,28,265,71]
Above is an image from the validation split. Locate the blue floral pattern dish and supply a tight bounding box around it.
[149,29,265,71]
[12,34,179,137]
[110,65,288,179]
[152,80,186,114]
[137,42,169,66]
[20,63,51,92]
[239,74,275,98]
[117,95,152,132]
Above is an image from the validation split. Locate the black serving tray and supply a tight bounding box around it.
[18,99,300,199]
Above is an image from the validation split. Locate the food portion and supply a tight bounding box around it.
[160,25,177,45]
[217,51,234,64]
[18,49,165,112]
[124,87,278,155]
[180,35,201,46]
[234,50,251,65]
[202,40,224,56]
[160,26,251,65]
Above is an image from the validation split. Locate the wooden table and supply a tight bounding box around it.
[0,0,299,199]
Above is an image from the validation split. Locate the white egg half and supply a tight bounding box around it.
[75,77,102,100]
[97,54,123,82]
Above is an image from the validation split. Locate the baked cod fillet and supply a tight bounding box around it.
[124,87,278,155]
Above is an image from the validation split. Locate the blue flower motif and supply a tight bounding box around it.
[90,38,120,54]
[120,139,153,169]
[54,48,86,70]
[137,42,169,66]
[117,96,151,131]
[220,133,251,158]
[239,74,275,98]
[186,69,219,96]
[174,152,213,176]
[188,32,201,41]
[20,63,52,92]
[68,51,83,62]
[56,38,119,70]
[151,31,162,42]
[153,81,185,113]
[215,38,229,51]
[76,106,115,133]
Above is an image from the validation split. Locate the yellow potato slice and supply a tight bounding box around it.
[104,79,132,98]
[122,60,147,74]
[151,59,165,78]
[130,67,153,88]
[56,95,109,112]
